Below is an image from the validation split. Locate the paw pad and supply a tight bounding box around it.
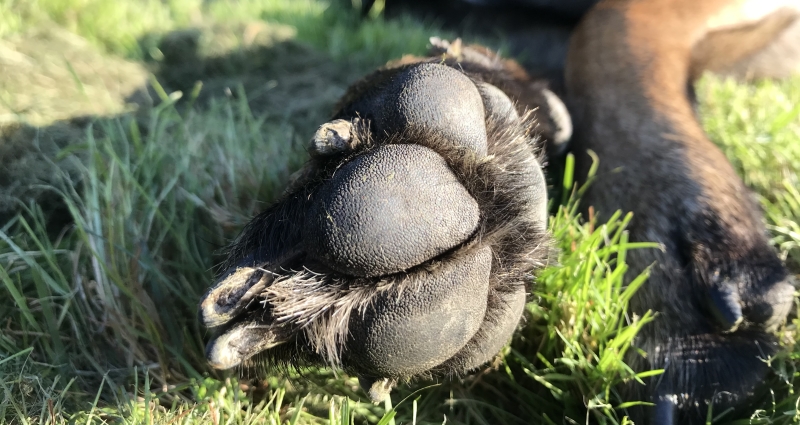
[199,58,554,400]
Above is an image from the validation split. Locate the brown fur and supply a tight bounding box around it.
[563,0,797,421]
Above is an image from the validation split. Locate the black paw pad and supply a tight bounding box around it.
[337,62,489,156]
[304,144,480,277]
[199,59,555,400]
[345,247,493,377]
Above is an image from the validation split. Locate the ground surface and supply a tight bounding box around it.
[1,1,799,424]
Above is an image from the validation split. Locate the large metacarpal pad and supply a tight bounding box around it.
[304,144,480,277]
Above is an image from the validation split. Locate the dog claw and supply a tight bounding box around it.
[200,267,272,329]
[708,280,744,332]
[358,376,396,403]
[309,119,359,157]
[206,322,287,370]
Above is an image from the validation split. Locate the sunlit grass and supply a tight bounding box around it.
[699,75,800,272]
[0,0,437,64]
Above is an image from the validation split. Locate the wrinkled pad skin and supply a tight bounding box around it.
[345,247,492,377]
[199,52,552,401]
[436,285,528,373]
[304,144,480,277]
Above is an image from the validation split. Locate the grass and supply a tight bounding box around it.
[0,0,436,64]
[699,77,800,271]
[1,0,799,424]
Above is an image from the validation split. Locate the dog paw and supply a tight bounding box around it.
[199,59,554,400]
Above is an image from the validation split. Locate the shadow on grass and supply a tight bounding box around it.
[0,20,359,217]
